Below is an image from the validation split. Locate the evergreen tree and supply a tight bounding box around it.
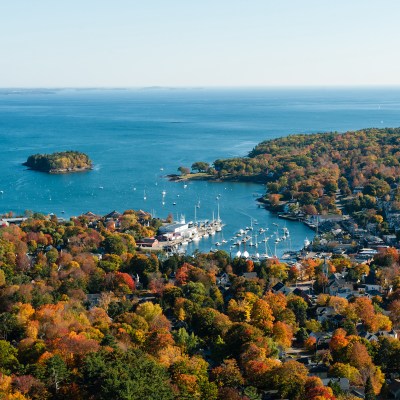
[364,377,376,400]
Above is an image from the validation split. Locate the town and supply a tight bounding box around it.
[0,201,399,399]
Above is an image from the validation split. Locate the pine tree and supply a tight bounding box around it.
[365,377,376,400]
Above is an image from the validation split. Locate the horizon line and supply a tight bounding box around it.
[1,84,400,90]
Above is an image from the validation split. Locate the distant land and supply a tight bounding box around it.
[23,151,92,174]
[176,127,400,217]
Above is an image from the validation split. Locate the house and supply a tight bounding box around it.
[0,217,27,225]
[308,364,329,379]
[216,272,231,287]
[83,211,101,221]
[292,288,313,306]
[316,306,335,323]
[137,209,152,223]
[159,221,197,240]
[358,331,378,342]
[376,329,398,339]
[271,282,292,295]
[336,287,353,299]
[363,270,382,293]
[137,237,159,248]
[326,273,352,296]
[104,210,122,220]
[309,331,332,345]
[242,272,258,280]
[366,289,383,298]
[322,378,350,392]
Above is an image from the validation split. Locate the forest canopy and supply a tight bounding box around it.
[209,127,400,214]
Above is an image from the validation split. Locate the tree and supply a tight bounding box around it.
[251,299,275,333]
[0,340,19,374]
[211,359,244,388]
[191,162,210,173]
[44,354,70,393]
[103,234,125,255]
[271,360,308,399]
[173,328,200,355]
[388,300,400,327]
[178,166,190,175]
[273,322,293,349]
[135,302,163,324]
[83,349,174,400]
[0,270,6,287]
[348,342,372,370]
[330,363,362,386]
[364,377,376,400]
[287,296,308,327]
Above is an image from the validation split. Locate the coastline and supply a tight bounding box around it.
[168,172,268,184]
[23,164,93,174]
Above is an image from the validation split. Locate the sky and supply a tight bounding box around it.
[1,0,399,87]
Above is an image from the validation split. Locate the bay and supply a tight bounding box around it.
[1,87,400,256]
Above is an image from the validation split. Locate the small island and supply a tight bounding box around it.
[23,150,92,173]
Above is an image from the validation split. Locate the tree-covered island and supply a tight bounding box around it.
[23,151,92,173]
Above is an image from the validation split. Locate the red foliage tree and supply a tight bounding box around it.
[116,272,135,291]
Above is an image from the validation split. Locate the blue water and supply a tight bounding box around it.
[1,87,400,256]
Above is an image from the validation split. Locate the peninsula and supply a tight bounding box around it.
[177,127,400,213]
[23,150,92,173]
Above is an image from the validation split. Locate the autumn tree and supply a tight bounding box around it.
[271,360,308,399]
[250,299,274,333]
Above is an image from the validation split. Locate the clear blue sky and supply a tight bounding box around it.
[1,0,399,87]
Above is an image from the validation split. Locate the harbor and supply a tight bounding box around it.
[143,209,308,262]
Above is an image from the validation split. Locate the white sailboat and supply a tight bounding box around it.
[259,235,271,260]
[215,202,222,231]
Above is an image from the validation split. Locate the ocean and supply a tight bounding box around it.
[1,87,400,256]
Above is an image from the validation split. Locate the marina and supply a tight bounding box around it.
[153,209,301,261]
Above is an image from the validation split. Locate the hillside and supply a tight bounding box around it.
[208,128,400,216]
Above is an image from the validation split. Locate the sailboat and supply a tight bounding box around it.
[248,233,255,246]
[259,235,271,260]
[221,230,227,244]
[215,202,222,231]
[143,190,147,200]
